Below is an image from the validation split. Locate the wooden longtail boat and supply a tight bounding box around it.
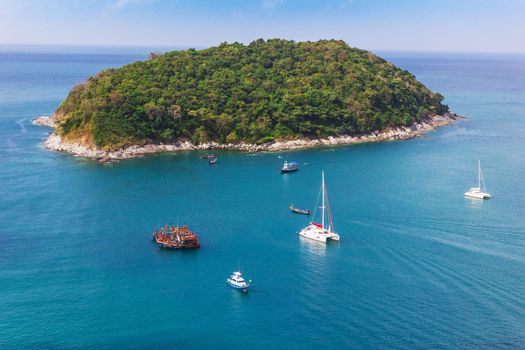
[289,204,311,215]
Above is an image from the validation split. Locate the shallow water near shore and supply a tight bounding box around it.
[1,51,525,349]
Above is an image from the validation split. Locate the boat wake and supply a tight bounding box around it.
[17,118,28,134]
[359,216,525,265]
[6,118,28,149]
[427,235,525,264]
[441,127,480,138]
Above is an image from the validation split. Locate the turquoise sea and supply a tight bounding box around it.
[1,49,524,349]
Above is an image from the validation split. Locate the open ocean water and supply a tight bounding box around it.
[0,49,524,349]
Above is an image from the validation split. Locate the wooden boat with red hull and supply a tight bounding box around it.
[152,225,200,249]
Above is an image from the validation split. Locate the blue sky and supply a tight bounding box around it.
[1,0,524,52]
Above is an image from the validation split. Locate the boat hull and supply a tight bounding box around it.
[464,189,491,199]
[226,279,249,292]
[155,237,200,249]
[289,206,310,215]
[298,225,340,243]
[281,168,298,173]
[299,230,327,243]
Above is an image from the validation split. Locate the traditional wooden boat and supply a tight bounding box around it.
[152,224,200,249]
[289,204,311,215]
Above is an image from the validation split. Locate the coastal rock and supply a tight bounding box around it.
[44,134,108,159]
[32,115,56,128]
[39,113,462,162]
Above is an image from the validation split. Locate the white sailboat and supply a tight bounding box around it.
[298,171,340,243]
[464,160,491,199]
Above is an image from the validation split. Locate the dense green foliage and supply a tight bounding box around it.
[57,39,448,149]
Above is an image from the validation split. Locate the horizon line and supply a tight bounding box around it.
[1,42,524,56]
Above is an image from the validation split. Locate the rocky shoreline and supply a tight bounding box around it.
[34,112,462,162]
[33,115,57,128]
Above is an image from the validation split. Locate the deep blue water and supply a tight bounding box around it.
[1,50,524,349]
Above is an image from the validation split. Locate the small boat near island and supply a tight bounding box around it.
[201,154,217,160]
[289,204,311,215]
[464,160,491,199]
[281,160,299,173]
[298,171,340,243]
[208,157,217,165]
[152,224,200,249]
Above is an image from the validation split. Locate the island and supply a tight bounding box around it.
[34,39,461,161]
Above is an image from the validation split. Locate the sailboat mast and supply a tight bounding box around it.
[477,161,481,189]
[479,160,488,192]
[321,171,325,229]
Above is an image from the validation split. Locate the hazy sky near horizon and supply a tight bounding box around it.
[1,0,524,52]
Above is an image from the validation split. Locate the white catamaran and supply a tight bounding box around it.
[464,160,491,199]
[298,171,340,243]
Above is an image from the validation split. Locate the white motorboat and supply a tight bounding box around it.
[464,160,491,199]
[298,171,340,243]
[226,271,251,292]
[281,161,299,173]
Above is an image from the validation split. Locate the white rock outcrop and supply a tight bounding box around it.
[32,115,57,128]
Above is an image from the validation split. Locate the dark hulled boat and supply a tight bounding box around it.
[201,154,217,160]
[289,204,311,215]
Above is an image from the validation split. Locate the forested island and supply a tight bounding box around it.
[36,39,459,160]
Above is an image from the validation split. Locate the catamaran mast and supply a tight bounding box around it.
[321,171,325,229]
[478,160,481,189]
[479,160,488,192]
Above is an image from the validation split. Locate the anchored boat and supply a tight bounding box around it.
[464,160,491,199]
[226,271,251,292]
[281,161,299,173]
[201,154,217,160]
[289,204,311,215]
[298,171,340,243]
[152,224,200,249]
